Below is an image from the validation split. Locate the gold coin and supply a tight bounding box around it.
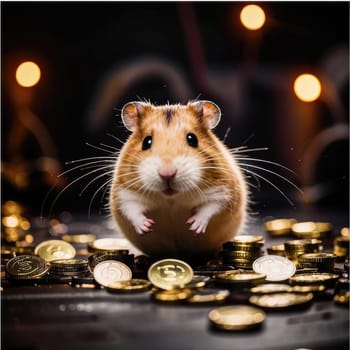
[250,283,291,294]
[266,244,285,256]
[147,259,193,290]
[264,218,297,236]
[88,238,131,253]
[284,238,322,250]
[62,233,96,244]
[340,227,349,237]
[185,274,211,289]
[34,240,76,262]
[187,288,230,304]
[214,270,266,285]
[334,291,350,306]
[93,260,132,287]
[233,235,264,243]
[291,221,333,238]
[249,292,313,309]
[152,288,193,302]
[5,255,49,279]
[297,253,336,263]
[289,272,339,286]
[106,279,151,293]
[208,305,265,331]
[289,285,326,293]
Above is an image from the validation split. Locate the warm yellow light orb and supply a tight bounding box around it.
[16,61,41,87]
[294,74,322,102]
[240,4,266,30]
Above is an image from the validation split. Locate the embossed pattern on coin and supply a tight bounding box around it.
[148,259,193,290]
[208,305,266,331]
[6,255,49,279]
[252,255,296,281]
[34,240,76,262]
[93,260,132,287]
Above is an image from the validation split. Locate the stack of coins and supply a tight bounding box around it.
[284,239,322,265]
[88,251,134,272]
[221,235,264,269]
[291,222,333,239]
[264,218,296,237]
[50,258,89,276]
[297,253,337,271]
[334,236,349,261]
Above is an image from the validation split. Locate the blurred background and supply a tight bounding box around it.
[1,2,349,218]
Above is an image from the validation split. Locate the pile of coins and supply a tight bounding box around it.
[2,212,349,332]
[221,235,264,269]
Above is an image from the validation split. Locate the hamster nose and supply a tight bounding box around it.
[158,167,177,181]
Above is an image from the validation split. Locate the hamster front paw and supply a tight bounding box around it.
[186,214,209,235]
[133,216,155,235]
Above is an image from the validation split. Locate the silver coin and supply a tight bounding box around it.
[252,255,296,281]
[93,260,132,287]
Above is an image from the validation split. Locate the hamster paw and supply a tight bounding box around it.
[133,216,155,235]
[186,215,208,235]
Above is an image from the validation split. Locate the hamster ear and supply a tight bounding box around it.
[121,101,144,131]
[191,100,221,129]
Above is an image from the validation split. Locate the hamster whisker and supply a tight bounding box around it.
[65,156,117,164]
[79,170,115,197]
[106,133,126,146]
[59,160,115,177]
[235,157,297,174]
[88,177,113,218]
[238,162,302,193]
[99,142,120,151]
[85,142,118,154]
[240,167,295,206]
[230,146,269,153]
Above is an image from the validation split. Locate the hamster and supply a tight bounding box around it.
[109,100,248,259]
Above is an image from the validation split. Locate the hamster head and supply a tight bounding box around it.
[118,100,225,197]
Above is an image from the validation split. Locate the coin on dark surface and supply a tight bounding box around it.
[249,292,313,309]
[289,285,326,293]
[208,305,266,331]
[34,240,76,262]
[185,274,211,289]
[6,255,49,279]
[88,238,130,253]
[187,288,230,304]
[291,221,333,239]
[252,255,296,282]
[289,272,339,286]
[151,288,193,302]
[264,218,297,236]
[250,283,291,294]
[106,279,151,293]
[214,270,266,286]
[93,260,132,287]
[334,291,350,306]
[148,259,193,290]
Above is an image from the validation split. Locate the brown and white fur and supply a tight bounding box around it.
[109,100,248,259]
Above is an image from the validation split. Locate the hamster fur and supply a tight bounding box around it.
[109,100,248,259]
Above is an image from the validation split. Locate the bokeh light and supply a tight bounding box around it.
[15,61,41,87]
[240,4,266,31]
[293,73,322,102]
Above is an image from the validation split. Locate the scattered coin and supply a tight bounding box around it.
[208,305,266,331]
[185,274,211,289]
[249,292,313,309]
[152,288,193,302]
[148,259,193,290]
[252,255,296,282]
[264,218,297,236]
[93,260,132,287]
[214,270,266,286]
[106,279,151,293]
[291,221,332,239]
[250,283,291,294]
[334,291,350,306]
[34,240,76,262]
[6,255,49,279]
[289,272,339,286]
[187,288,230,304]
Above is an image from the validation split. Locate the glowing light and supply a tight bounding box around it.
[2,215,20,228]
[294,74,322,102]
[240,4,266,30]
[16,61,41,87]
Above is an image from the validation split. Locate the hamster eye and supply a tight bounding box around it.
[142,135,152,151]
[186,133,198,148]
